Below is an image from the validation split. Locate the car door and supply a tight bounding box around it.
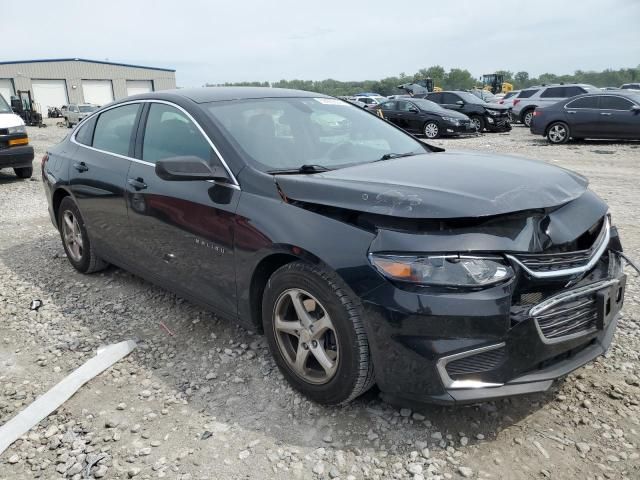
[394,100,416,131]
[441,93,465,112]
[598,95,639,138]
[402,101,423,133]
[69,102,142,263]
[126,101,240,317]
[563,96,600,137]
[378,101,398,124]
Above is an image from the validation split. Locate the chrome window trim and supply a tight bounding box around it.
[436,343,506,390]
[70,99,241,189]
[506,217,610,279]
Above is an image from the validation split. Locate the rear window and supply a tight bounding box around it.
[517,89,538,99]
[621,84,640,90]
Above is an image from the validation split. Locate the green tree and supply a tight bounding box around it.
[444,69,475,90]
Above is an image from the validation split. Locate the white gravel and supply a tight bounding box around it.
[0,120,638,479]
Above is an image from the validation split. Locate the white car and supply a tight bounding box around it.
[352,94,387,108]
[0,94,34,178]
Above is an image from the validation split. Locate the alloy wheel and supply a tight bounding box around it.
[424,122,439,138]
[523,111,533,127]
[272,288,339,385]
[61,211,83,262]
[548,124,568,143]
[471,117,482,131]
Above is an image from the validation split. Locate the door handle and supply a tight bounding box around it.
[163,253,176,263]
[73,162,88,172]
[600,112,612,116]
[128,177,147,190]
[567,110,576,114]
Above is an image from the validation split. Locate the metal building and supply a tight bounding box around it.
[0,58,176,111]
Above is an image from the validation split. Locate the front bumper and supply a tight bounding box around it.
[442,121,476,136]
[485,115,512,131]
[0,145,35,169]
[361,251,625,405]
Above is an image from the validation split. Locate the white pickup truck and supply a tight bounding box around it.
[0,94,34,179]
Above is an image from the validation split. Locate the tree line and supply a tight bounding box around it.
[207,65,640,96]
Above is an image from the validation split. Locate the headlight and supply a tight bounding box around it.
[369,254,514,287]
[7,125,27,135]
[441,116,461,125]
[486,110,500,116]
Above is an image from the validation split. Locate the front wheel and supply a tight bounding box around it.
[14,167,33,179]
[470,115,485,132]
[262,262,375,405]
[546,122,570,144]
[423,121,440,139]
[58,197,109,273]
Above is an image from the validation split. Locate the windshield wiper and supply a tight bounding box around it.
[377,151,419,161]
[267,164,332,175]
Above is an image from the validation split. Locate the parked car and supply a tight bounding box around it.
[530,91,640,144]
[64,103,99,128]
[372,98,474,138]
[512,84,599,127]
[43,87,626,406]
[0,93,34,178]
[469,89,497,103]
[620,83,640,91]
[352,93,387,108]
[425,90,511,132]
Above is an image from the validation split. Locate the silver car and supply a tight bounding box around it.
[65,103,98,128]
[512,84,599,127]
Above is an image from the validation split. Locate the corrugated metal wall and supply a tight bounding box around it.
[0,60,176,106]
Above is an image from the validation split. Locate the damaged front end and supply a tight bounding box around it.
[275,163,629,404]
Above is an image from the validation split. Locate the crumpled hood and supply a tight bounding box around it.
[484,103,509,111]
[276,151,589,219]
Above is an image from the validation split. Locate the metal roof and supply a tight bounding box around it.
[0,58,175,72]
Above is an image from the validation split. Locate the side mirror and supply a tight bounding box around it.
[456,100,464,105]
[631,105,640,113]
[155,156,229,182]
[408,107,419,113]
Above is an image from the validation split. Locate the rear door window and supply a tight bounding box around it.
[442,93,461,104]
[92,104,140,156]
[566,96,599,109]
[600,96,635,110]
[540,87,566,98]
[565,86,586,97]
[142,103,214,164]
[517,89,538,98]
[426,93,443,103]
[380,101,396,111]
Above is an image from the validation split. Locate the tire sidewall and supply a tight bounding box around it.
[522,109,534,127]
[262,264,363,405]
[470,115,485,132]
[58,197,92,272]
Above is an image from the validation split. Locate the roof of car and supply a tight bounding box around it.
[136,87,329,103]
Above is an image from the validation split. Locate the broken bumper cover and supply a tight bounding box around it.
[361,262,625,405]
[0,145,34,169]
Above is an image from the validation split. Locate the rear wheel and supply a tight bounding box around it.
[262,262,375,405]
[14,167,33,179]
[546,122,570,144]
[58,197,108,273]
[522,109,534,127]
[423,121,440,139]
[470,115,485,132]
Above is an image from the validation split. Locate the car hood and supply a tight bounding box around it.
[0,112,25,128]
[483,103,509,111]
[275,151,588,219]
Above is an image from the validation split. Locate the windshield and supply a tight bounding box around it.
[0,94,11,114]
[409,98,446,111]
[79,105,97,113]
[205,97,426,171]
[458,92,486,104]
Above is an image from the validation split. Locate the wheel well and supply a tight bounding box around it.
[520,107,535,119]
[249,253,299,330]
[52,189,70,226]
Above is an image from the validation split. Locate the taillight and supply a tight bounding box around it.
[533,110,542,116]
[513,99,520,106]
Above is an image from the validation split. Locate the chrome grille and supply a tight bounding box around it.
[533,295,598,339]
[446,347,505,379]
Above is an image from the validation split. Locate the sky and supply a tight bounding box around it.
[3,0,639,87]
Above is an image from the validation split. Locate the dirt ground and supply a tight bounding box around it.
[0,119,638,480]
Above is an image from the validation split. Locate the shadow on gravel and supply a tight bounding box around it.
[2,234,557,452]
[0,171,29,184]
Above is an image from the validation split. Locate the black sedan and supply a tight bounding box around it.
[530,91,640,144]
[42,88,626,406]
[425,90,512,132]
[371,98,475,138]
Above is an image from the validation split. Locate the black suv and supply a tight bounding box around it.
[425,91,511,132]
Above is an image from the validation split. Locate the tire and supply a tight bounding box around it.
[14,167,33,179]
[262,262,375,405]
[57,197,109,273]
[521,109,534,128]
[423,121,440,139]
[65,118,72,128]
[546,121,570,144]
[470,115,485,132]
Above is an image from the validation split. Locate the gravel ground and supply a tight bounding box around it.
[0,120,638,480]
